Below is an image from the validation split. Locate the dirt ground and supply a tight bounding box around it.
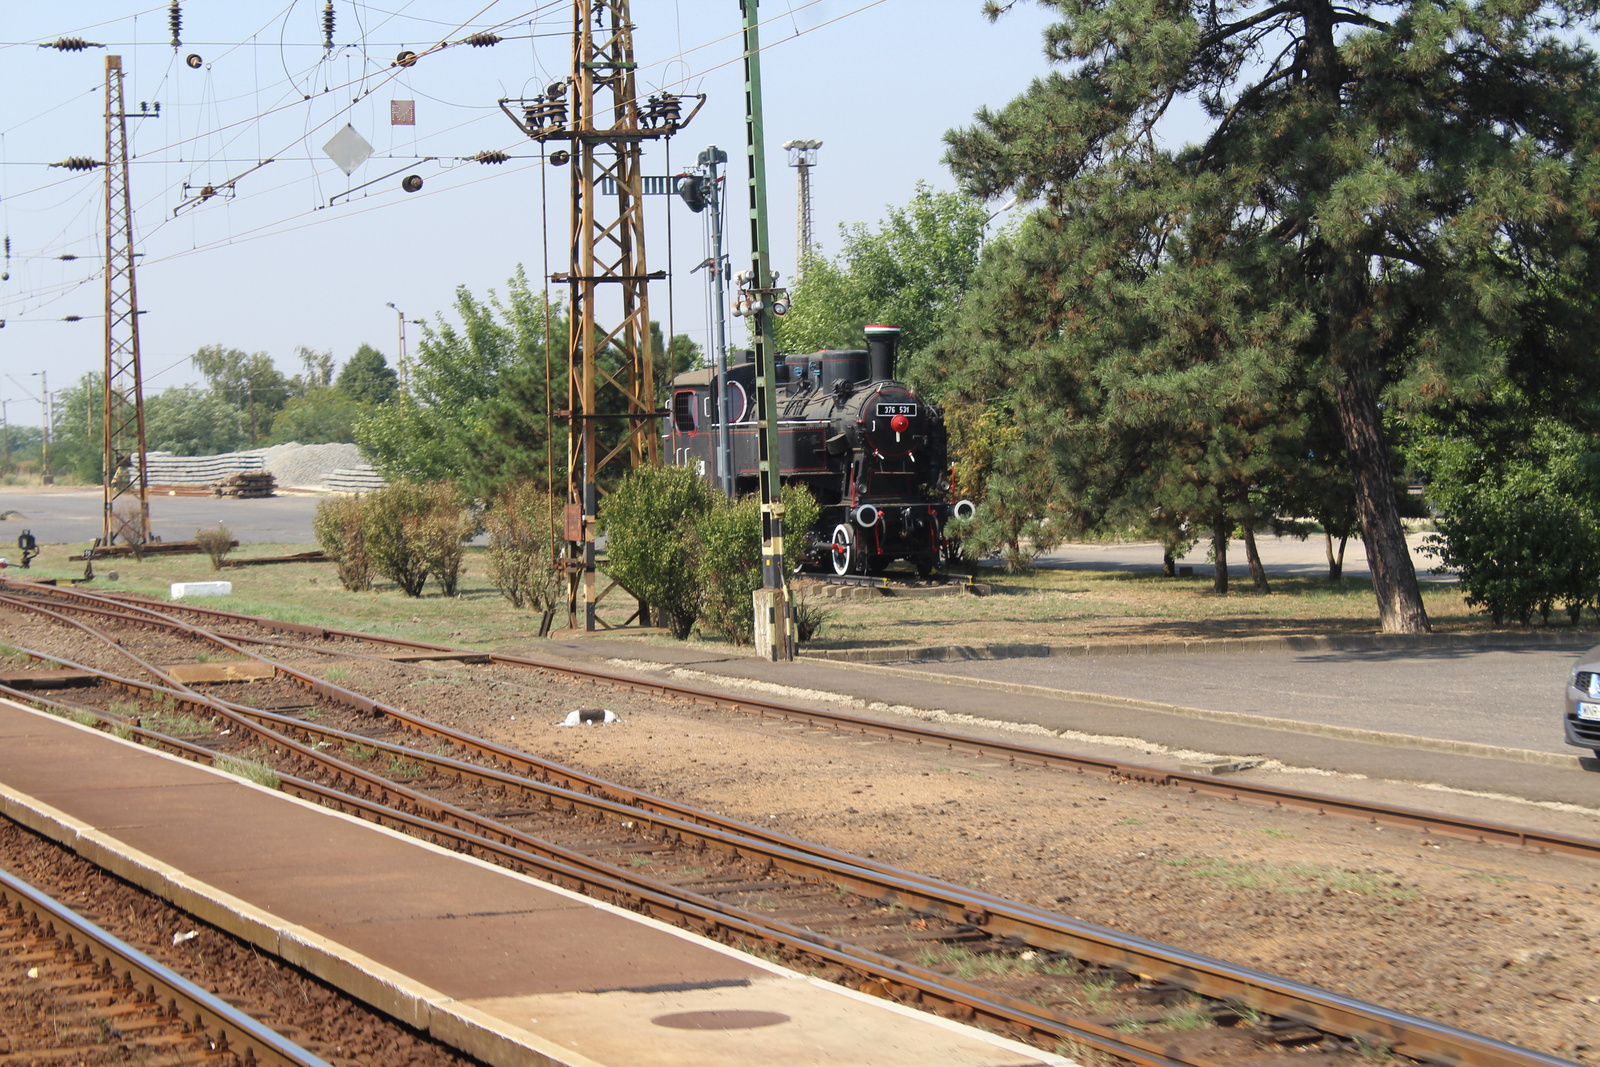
[351,656,1600,1061]
[5,585,1599,1059]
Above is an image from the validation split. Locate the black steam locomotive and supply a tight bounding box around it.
[667,325,973,576]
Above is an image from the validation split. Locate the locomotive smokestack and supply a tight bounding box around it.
[865,324,900,382]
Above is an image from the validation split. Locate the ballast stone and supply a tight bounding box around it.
[170,581,232,599]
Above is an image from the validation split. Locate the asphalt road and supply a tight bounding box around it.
[896,643,1589,757]
[0,487,321,548]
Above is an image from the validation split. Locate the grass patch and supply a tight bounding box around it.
[1165,856,1419,899]
[107,698,141,719]
[627,853,651,868]
[5,531,1490,656]
[67,709,100,728]
[347,742,379,762]
[214,755,280,789]
[1260,827,1297,839]
[142,708,215,738]
[914,944,1078,981]
[322,666,352,683]
[112,723,135,741]
[386,754,424,778]
[1158,995,1211,1032]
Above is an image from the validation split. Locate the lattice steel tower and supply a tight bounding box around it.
[102,55,151,547]
[501,1,697,629]
[782,139,820,280]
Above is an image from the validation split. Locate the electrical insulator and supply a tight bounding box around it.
[62,315,82,322]
[395,50,417,68]
[41,38,102,52]
[401,174,423,193]
[186,53,202,68]
[51,157,101,172]
[169,1,181,49]
[57,254,78,261]
[322,1,335,50]
[549,150,571,167]
[463,32,502,47]
[474,150,510,164]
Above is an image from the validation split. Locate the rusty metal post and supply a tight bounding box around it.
[502,1,697,631]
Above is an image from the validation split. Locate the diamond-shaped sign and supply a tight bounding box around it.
[322,124,373,176]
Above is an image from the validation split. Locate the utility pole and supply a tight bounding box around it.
[782,139,820,280]
[738,0,794,661]
[32,372,50,483]
[677,146,733,496]
[102,55,153,545]
[1,399,9,475]
[500,0,698,631]
[385,302,422,401]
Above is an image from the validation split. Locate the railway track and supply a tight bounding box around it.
[0,578,1584,1067]
[0,863,329,1067]
[23,580,1598,862]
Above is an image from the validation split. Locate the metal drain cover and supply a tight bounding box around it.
[651,1010,791,1031]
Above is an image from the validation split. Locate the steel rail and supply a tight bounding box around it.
[0,592,1582,1067]
[0,865,333,1067]
[12,579,1600,864]
[0,668,1186,1067]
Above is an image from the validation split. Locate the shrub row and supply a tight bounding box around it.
[598,465,822,644]
[1426,486,1600,625]
[313,479,478,598]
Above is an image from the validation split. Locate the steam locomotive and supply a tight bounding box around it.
[667,325,973,576]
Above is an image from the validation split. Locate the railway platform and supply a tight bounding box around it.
[0,696,1059,1067]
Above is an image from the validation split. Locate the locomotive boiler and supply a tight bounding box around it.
[667,324,974,576]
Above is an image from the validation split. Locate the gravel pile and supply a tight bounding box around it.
[258,442,368,489]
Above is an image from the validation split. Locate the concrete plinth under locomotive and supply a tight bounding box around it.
[668,325,967,576]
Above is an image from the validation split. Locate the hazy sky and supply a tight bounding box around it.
[0,1,1064,428]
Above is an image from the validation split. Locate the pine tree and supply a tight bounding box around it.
[943,0,1600,632]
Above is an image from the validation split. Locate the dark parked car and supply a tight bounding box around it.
[1565,647,1600,758]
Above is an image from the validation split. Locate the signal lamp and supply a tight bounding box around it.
[677,175,705,213]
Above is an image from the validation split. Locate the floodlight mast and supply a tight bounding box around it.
[782,139,820,281]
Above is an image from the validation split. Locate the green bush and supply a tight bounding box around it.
[361,480,436,597]
[415,481,479,597]
[484,481,565,629]
[599,466,717,638]
[1426,487,1600,625]
[313,495,371,591]
[195,524,234,570]
[696,484,820,645]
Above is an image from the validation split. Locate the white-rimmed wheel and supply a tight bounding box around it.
[830,523,854,576]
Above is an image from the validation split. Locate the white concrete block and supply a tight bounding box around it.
[170,581,232,599]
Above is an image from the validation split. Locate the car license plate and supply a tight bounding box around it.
[1579,702,1600,721]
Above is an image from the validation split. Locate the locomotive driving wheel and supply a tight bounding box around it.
[829,523,855,576]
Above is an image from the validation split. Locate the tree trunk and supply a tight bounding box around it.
[1324,530,1347,582]
[1211,515,1230,594]
[1329,278,1430,633]
[1162,550,1176,578]
[1241,516,1270,594]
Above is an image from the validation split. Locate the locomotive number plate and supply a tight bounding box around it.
[876,403,918,417]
